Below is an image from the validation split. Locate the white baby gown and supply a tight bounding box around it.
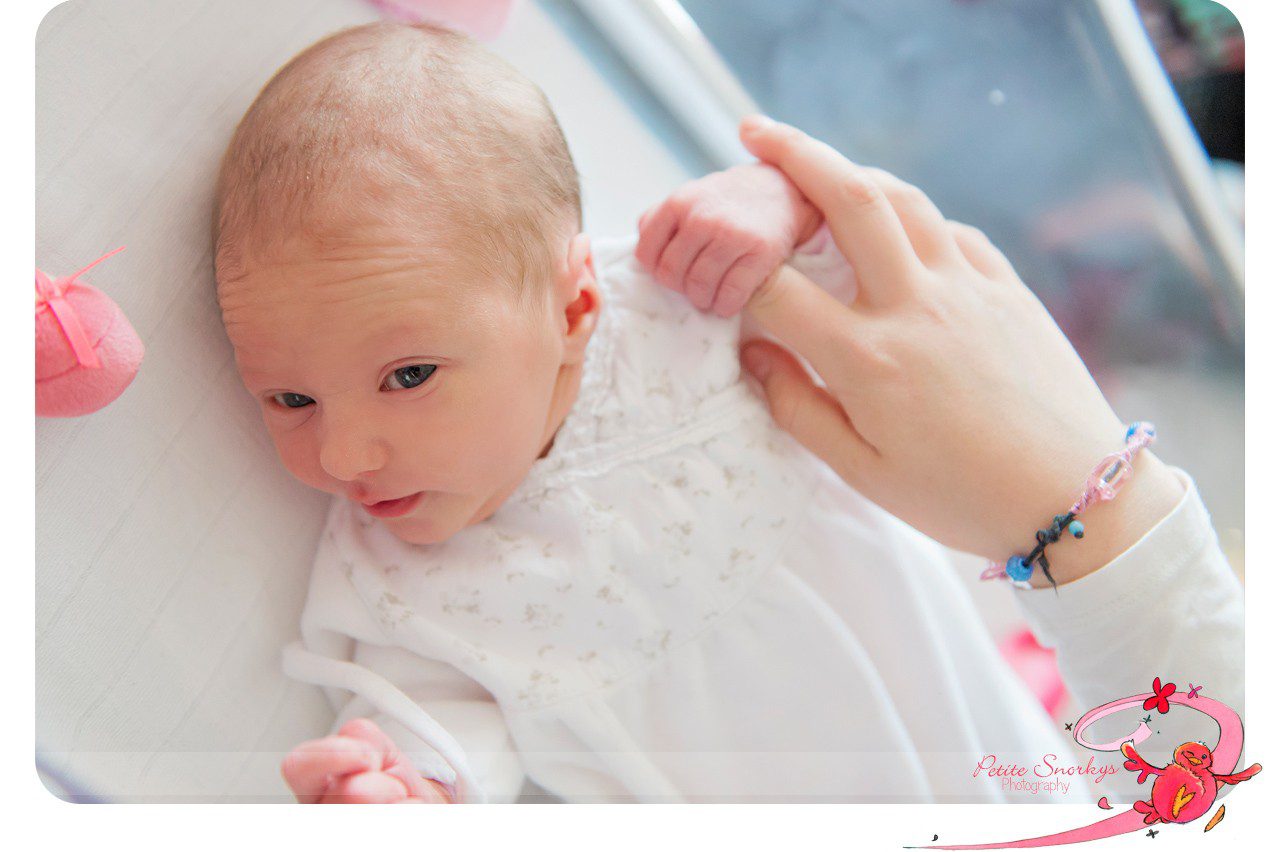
[282,233,1244,803]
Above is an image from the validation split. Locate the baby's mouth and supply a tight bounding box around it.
[361,491,425,519]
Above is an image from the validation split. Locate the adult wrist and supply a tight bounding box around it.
[1021,451,1184,588]
[982,422,1183,588]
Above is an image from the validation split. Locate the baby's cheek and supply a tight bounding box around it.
[409,417,505,491]
[449,342,560,488]
[488,364,551,438]
[266,426,316,481]
[472,416,537,482]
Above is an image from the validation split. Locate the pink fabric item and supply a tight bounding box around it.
[997,627,1067,718]
[365,0,518,40]
[35,247,144,418]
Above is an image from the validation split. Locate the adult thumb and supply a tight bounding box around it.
[739,114,790,163]
[739,340,872,486]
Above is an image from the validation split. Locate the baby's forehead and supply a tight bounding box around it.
[246,266,473,328]
[231,219,475,293]
[223,239,516,349]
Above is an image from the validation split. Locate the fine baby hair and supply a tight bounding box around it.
[212,20,581,315]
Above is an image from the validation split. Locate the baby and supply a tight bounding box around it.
[214,23,1219,804]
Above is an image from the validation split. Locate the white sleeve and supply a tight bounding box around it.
[281,530,524,803]
[281,638,524,804]
[1012,466,1244,715]
[334,644,524,803]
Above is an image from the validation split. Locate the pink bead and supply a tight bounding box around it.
[980,562,1008,581]
[1084,453,1133,503]
[980,425,1155,584]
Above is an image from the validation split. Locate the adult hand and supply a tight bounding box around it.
[736,115,1184,585]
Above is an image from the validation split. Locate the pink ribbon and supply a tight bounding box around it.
[364,0,516,39]
[35,246,125,371]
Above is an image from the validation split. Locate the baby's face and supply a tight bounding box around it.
[220,220,569,545]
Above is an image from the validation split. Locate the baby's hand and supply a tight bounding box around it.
[635,163,822,318]
[281,718,452,804]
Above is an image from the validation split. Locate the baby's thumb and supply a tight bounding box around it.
[740,340,869,486]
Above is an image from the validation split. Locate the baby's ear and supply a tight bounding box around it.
[560,233,600,363]
[567,232,594,285]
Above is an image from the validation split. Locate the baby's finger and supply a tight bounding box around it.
[635,203,678,273]
[654,226,706,294]
[684,240,742,311]
[320,770,410,804]
[336,718,400,766]
[335,719,452,802]
[281,737,381,803]
[711,254,773,318]
[382,760,453,804]
[740,115,922,306]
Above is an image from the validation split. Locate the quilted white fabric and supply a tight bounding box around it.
[35,0,693,802]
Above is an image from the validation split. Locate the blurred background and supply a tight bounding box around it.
[36,0,1243,801]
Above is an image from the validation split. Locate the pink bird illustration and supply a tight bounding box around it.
[1121,740,1261,825]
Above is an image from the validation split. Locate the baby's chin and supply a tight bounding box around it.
[381,521,453,546]
[378,502,466,546]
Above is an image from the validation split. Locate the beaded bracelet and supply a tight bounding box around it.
[980,422,1157,589]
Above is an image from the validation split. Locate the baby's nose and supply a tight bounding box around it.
[320,443,385,483]
[317,410,387,482]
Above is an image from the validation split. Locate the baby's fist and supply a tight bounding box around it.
[281,717,452,804]
[635,163,821,317]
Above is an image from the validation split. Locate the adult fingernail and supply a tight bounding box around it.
[741,344,772,381]
[741,114,775,135]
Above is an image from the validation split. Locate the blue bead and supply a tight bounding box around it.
[1006,555,1034,582]
[1126,422,1156,443]
[1068,520,1084,538]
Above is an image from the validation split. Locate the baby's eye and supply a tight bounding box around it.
[383,364,437,391]
[271,392,314,409]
